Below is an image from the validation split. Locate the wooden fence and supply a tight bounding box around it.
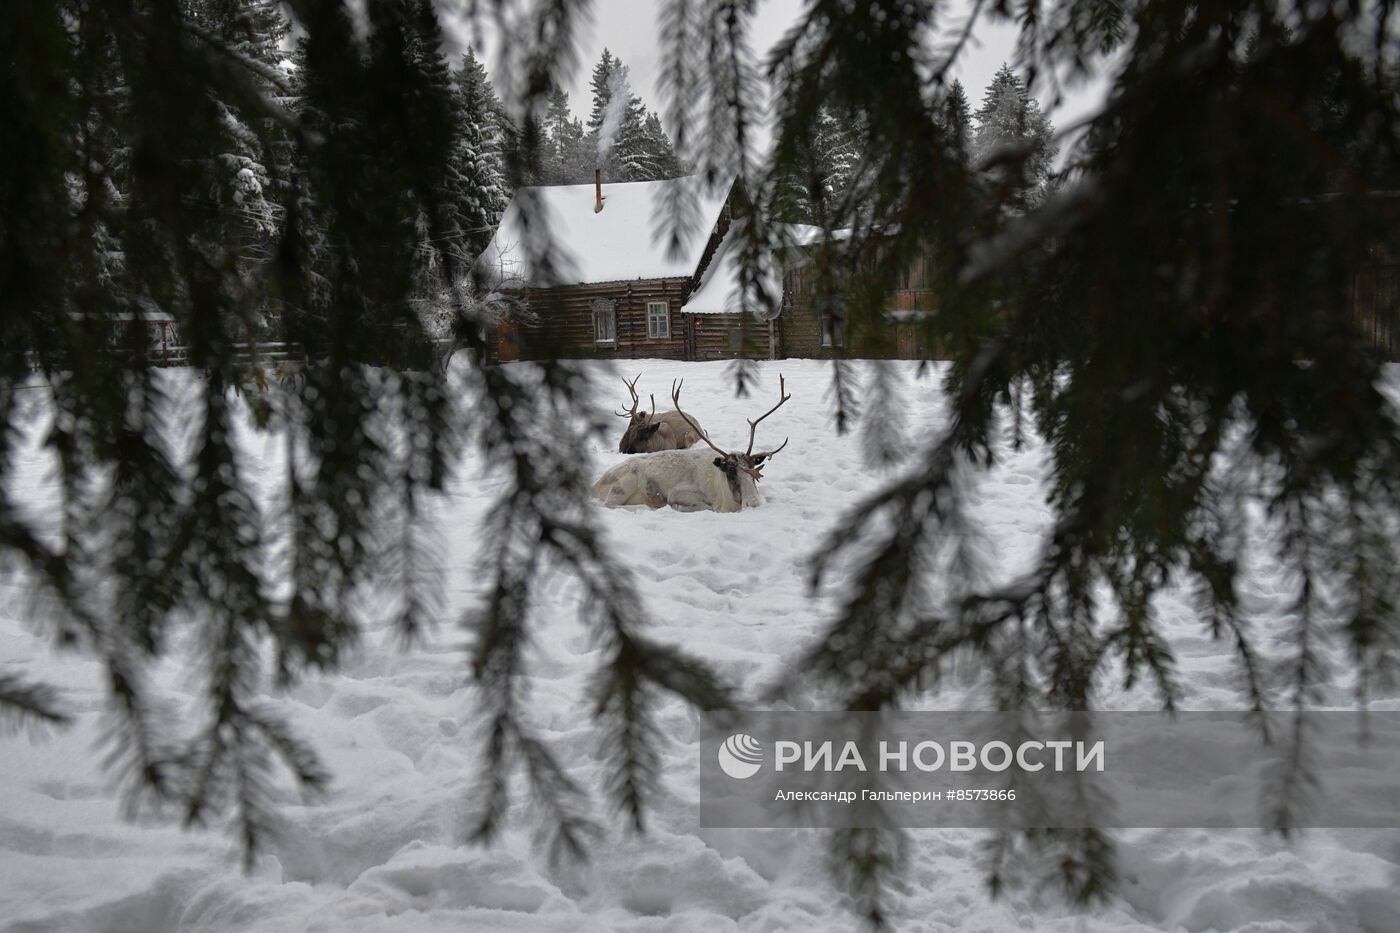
[68,317,306,369]
[73,317,445,370]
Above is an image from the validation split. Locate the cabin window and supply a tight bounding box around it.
[818,295,846,349]
[592,298,617,347]
[820,319,846,349]
[646,301,670,339]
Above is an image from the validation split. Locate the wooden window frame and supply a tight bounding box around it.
[820,318,846,349]
[818,295,846,349]
[646,301,670,339]
[592,298,617,347]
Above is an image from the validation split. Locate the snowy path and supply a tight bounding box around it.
[1,360,1397,932]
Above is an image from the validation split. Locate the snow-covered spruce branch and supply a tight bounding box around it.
[181,19,293,95]
[830,826,907,929]
[0,674,70,735]
[177,20,304,138]
[463,359,735,854]
[957,177,1101,286]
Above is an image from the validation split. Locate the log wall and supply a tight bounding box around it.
[779,264,938,359]
[509,278,695,361]
[688,313,776,360]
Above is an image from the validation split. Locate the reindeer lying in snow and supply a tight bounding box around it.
[614,373,707,453]
[234,360,306,397]
[592,376,791,512]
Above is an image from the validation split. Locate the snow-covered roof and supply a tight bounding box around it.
[681,224,781,319]
[477,175,732,288]
[681,223,852,319]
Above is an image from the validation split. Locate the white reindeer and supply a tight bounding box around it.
[614,373,707,453]
[592,376,790,512]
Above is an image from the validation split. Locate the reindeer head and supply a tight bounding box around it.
[616,373,661,453]
[671,375,791,505]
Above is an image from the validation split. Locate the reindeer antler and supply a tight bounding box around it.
[746,374,791,458]
[750,437,789,462]
[671,379,729,457]
[615,373,643,418]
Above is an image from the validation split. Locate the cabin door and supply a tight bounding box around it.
[496,321,520,362]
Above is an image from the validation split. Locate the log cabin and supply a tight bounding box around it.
[477,173,942,362]
[477,172,735,362]
[683,222,940,360]
[678,216,787,361]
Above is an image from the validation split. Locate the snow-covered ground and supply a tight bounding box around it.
[2,360,1398,932]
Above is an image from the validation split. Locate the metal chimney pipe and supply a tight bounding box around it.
[594,169,604,213]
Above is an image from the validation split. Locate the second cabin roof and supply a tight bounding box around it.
[681,223,854,319]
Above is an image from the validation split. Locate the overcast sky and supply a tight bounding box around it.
[443,1,1109,155]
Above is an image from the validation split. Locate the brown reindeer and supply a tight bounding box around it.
[275,360,306,389]
[233,360,305,397]
[593,376,791,512]
[615,373,707,453]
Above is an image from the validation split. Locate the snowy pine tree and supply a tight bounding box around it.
[589,53,640,179]
[542,85,589,184]
[586,48,620,134]
[448,51,507,259]
[771,105,862,223]
[403,0,478,281]
[942,79,973,166]
[640,111,683,180]
[558,116,589,182]
[184,0,292,326]
[186,0,286,63]
[608,91,659,181]
[771,138,819,224]
[816,106,861,204]
[457,48,513,195]
[972,64,1057,205]
[542,84,574,180]
[582,50,681,182]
